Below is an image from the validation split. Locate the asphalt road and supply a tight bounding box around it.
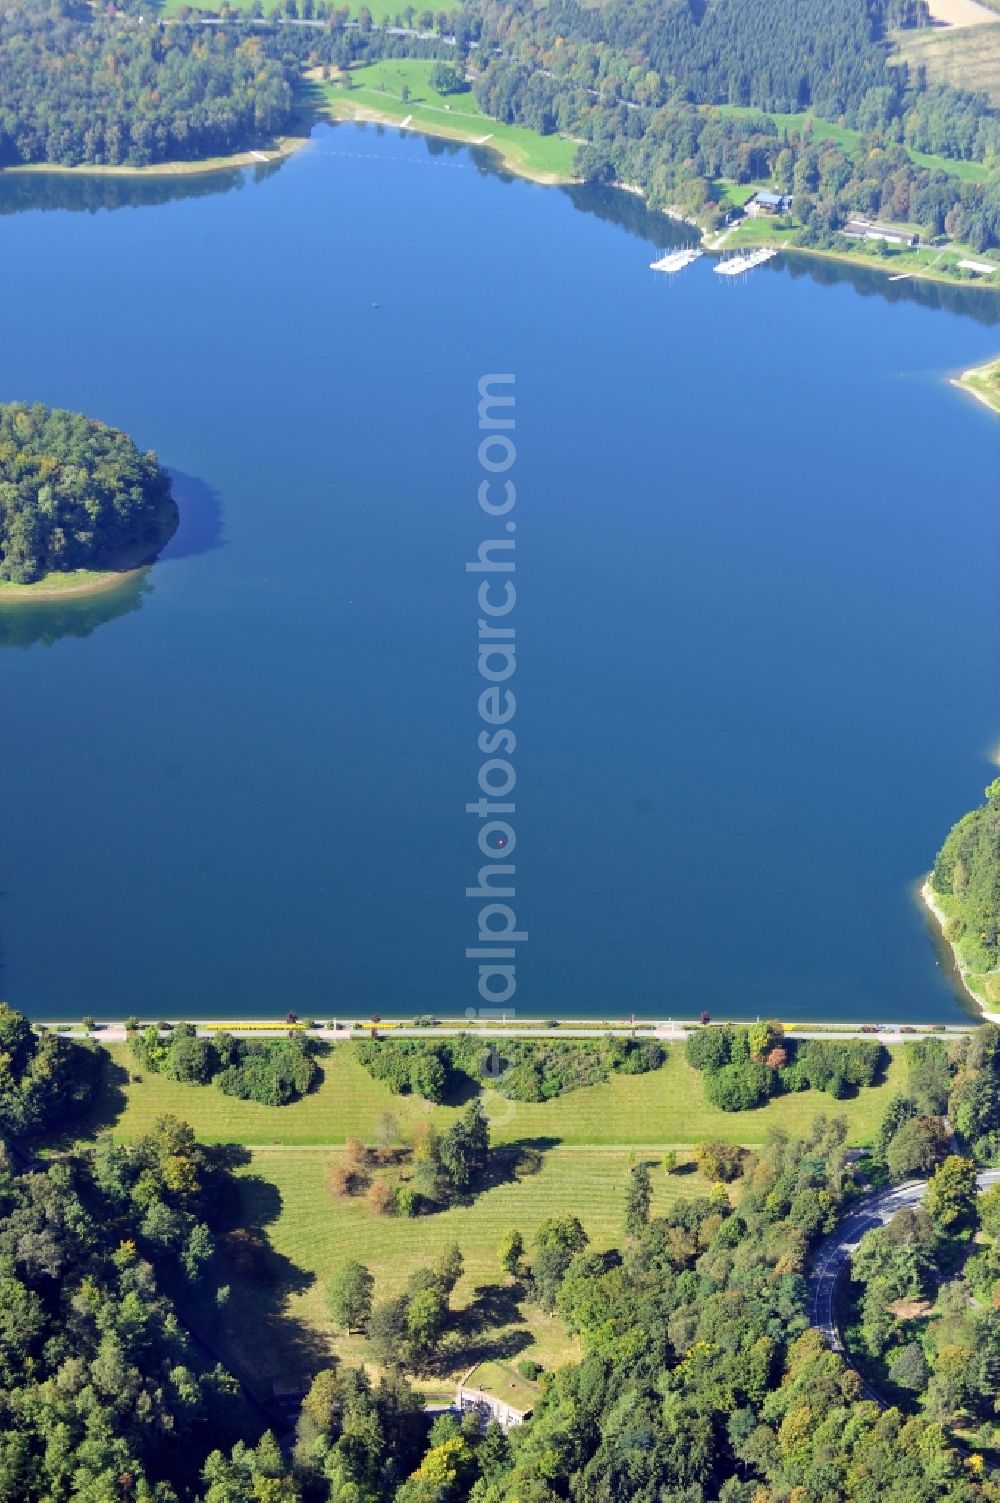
[806,1168,1000,1402]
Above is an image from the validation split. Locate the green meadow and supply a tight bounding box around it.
[76,1041,905,1148]
[214,1144,709,1400]
[320,60,578,180]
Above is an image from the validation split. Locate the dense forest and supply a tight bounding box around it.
[0,402,174,584]
[461,0,1000,248]
[932,778,1000,972]
[0,0,294,167]
[470,0,911,120]
[840,1027,1000,1442]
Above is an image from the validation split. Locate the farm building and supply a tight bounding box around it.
[842,218,919,247]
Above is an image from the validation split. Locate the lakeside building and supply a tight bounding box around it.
[747,190,791,217]
[842,217,919,247]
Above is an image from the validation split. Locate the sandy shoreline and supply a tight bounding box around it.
[0,495,179,606]
[0,133,308,182]
[919,877,999,1019]
[0,567,147,604]
[324,99,575,185]
[6,102,997,297]
[952,360,1000,416]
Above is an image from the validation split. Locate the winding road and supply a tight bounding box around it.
[807,1169,1000,1402]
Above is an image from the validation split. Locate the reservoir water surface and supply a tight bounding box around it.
[1,123,999,1022]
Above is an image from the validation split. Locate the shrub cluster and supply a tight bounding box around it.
[334,1102,491,1218]
[685,1022,885,1112]
[131,1022,318,1105]
[355,1035,665,1104]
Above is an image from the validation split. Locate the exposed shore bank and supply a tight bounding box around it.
[920,876,1000,1020]
[320,89,1000,293]
[321,95,576,185]
[0,133,308,182]
[0,494,179,605]
[5,95,996,297]
[952,356,1000,415]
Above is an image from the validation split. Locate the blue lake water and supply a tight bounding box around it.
[1,123,999,1022]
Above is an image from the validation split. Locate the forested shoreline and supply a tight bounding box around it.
[0,402,175,585]
[930,779,1000,1008]
[465,0,1000,251]
[4,0,1000,272]
[0,0,295,168]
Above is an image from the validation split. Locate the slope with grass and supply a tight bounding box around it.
[76,1040,904,1148]
[57,1040,906,1402]
[319,59,579,182]
[892,23,1000,106]
[213,1144,708,1400]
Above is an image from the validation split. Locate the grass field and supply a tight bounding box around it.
[65,1040,906,1401]
[75,1041,906,1149]
[716,106,859,152]
[0,568,128,598]
[213,1143,709,1399]
[892,24,1000,106]
[715,181,762,207]
[319,60,578,181]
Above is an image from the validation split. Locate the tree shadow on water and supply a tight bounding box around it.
[159,470,224,562]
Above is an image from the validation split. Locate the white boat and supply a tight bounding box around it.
[649,248,703,274]
[714,246,779,277]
